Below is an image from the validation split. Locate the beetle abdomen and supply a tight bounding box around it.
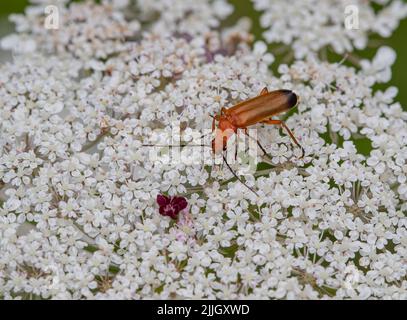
[280,89,298,109]
[226,89,299,127]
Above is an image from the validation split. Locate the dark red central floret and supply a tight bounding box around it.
[156,195,188,220]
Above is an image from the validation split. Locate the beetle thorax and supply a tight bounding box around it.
[212,118,237,154]
[218,117,236,132]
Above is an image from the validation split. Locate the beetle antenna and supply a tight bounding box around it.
[222,154,259,197]
[142,144,211,148]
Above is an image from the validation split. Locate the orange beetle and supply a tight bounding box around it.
[143,87,304,196]
[211,87,304,158]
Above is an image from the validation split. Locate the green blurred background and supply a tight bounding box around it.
[0,0,406,109]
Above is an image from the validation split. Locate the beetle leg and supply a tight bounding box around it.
[244,128,273,160]
[210,113,222,134]
[234,135,238,162]
[261,119,305,158]
[260,87,269,95]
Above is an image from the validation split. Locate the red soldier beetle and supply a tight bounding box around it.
[211,87,304,158]
[143,87,304,196]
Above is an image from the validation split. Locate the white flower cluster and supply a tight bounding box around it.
[0,0,406,300]
[2,0,140,59]
[135,0,234,36]
[252,0,407,58]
